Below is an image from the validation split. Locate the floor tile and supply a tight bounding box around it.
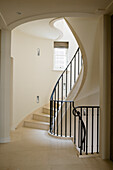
[0,127,113,170]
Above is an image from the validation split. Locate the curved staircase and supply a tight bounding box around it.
[49,46,100,156]
[49,47,83,136]
[23,43,100,157]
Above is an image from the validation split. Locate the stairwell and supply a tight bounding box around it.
[10,17,101,158]
[22,45,100,157]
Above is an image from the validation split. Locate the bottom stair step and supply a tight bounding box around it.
[24,120,49,130]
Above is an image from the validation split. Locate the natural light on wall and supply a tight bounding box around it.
[54,41,69,71]
[54,48,68,70]
[53,18,78,71]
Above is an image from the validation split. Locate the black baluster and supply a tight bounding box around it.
[66,69,67,97]
[70,102,71,137]
[91,108,94,154]
[54,101,56,135]
[57,101,59,136]
[74,116,76,144]
[58,82,59,110]
[86,108,88,155]
[50,100,53,133]
[97,107,99,153]
[65,102,67,137]
[61,101,63,137]
[58,82,59,101]
[62,75,63,101]
[83,107,85,152]
[78,116,80,148]
[83,108,85,152]
[80,108,82,155]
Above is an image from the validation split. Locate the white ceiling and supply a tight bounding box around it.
[15,18,62,40]
[0,0,113,29]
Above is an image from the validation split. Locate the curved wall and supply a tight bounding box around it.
[11,18,77,129]
[11,29,62,129]
[66,17,101,106]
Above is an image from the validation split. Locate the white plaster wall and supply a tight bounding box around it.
[66,17,101,106]
[55,19,78,61]
[11,29,62,129]
[11,19,78,129]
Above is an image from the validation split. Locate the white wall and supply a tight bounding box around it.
[55,19,78,61]
[66,17,101,106]
[11,29,62,129]
[11,19,78,129]
[54,19,79,98]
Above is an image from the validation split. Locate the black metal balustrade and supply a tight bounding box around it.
[50,100,74,137]
[50,47,82,135]
[49,46,100,156]
[73,106,100,155]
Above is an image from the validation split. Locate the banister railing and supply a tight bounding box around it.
[73,106,100,155]
[50,47,83,135]
[50,47,81,101]
[49,46,100,156]
[50,100,74,137]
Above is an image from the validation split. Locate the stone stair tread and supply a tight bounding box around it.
[33,113,50,117]
[43,106,50,110]
[43,105,60,110]
[24,120,49,125]
[44,103,50,108]
[43,106,57,111]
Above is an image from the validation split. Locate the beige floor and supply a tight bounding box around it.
[0,127,113,170]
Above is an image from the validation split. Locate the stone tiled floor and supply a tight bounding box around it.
[0,127,113,170]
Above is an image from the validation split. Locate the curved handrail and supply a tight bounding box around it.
[50,47,80,100]
[50,47,83,138]
[73,106,100,155]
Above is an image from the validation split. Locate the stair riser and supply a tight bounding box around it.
[24,122,49,130]
[43,108,57,114]
[43,108,50,114]
[33,115,50,123]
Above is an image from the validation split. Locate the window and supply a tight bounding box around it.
[53,42,69,71]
